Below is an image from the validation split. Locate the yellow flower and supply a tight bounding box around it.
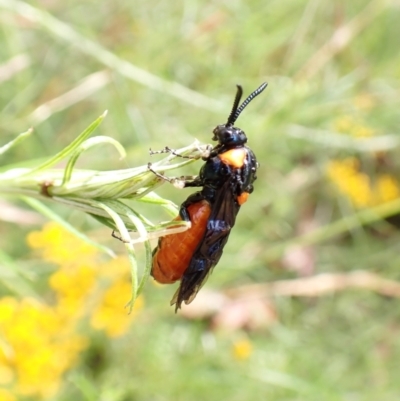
[28,222,144,332]
[0,364,14,386]
[97,255,131,278]
[49,265,97,317]
[90,278,143,337]
[0,297,88,398]
[0,297,18,323]
[326,158,373,208]
[346,173,372,208]
[375,174,400,204]
[13,221,145,398]
[232,338,253,360]
[327,159,400,208]
[26,222,98,267]
[334,116,354,134]
[333,116,374,138]
[0,389,16,401]
[351,125,374,138]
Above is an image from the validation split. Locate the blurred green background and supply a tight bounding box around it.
[1,0,400,400]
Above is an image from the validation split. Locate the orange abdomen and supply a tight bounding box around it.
[152,200,211,284]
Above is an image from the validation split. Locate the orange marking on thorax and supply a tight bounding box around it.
[219,148,246,168]
[237,192,250,205]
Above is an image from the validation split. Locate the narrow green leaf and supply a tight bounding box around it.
[62,135,126,186]
[22,111,107,176]
[0,128,33,156]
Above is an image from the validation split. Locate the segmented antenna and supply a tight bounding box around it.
[226,85,243,126]
[227,82,268,126]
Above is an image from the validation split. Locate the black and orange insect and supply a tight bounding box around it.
[151,82,268,311]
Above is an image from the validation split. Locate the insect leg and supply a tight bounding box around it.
[147,162,204,189]
[149,144,213,160]
[111,230,123,241]
[149,146,197,159]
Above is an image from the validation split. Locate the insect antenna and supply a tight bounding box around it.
[226,85,243,126]
[229,82,268,125]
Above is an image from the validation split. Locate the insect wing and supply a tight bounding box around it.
[172,179,240,310]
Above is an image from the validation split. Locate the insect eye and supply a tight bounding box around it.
[212,125,221,140]
[212,125,232,142]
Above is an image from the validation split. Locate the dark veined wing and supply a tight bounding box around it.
[171,178,241,310]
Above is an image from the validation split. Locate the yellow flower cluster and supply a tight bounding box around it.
[0,297,87,399]
[327,158,400,208]
[0,222,143,399]
[333,116,374,138]
[232,338,253,360]
[91,277,143,337]
[328,114,400,207]
[27,223,98,267]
